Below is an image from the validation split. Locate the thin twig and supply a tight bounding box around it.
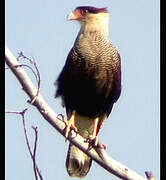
[17,51,41,101]
[32,126,38,162]
[6,51,43,180]
[6,110,43,180]
[31,126,43,180]
[21,110,38,180]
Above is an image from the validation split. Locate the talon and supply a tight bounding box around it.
[65,110,78,139]
[84,135,99,151]
[89,135,99,146]
[85,136,106,150]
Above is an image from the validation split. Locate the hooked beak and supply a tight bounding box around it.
[67,11,77,20]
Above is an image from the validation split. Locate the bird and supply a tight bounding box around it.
[55,6,121,178]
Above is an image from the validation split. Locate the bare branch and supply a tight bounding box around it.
[5,45,154,180]
[21,110,39,180]
[32,126,43,180]
[17,51,41,102]
[6,110,43,180]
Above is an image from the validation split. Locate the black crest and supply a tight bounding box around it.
[76,6,108,14]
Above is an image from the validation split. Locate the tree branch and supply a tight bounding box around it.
[5,45,154,180]
[6,109,43,180]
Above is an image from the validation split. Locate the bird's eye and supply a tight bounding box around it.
[79,9,86,16]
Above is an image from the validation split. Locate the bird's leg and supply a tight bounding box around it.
[85,117,99,146]
[65,110,78,139]
[90,117,99,146]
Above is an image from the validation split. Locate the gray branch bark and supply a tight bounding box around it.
[5,45,153,180]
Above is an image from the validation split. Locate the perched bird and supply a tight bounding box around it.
[55,6,121,178]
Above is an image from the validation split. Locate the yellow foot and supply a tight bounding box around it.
[65,119,78,139]
[85,136,106,149]
[57,113,78,139]
[64,110,78,139]
[85,117,99,146]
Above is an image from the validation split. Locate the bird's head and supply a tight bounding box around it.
[67,6,108,21]
[67,6,109,35]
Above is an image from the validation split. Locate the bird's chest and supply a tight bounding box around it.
[72,36,111,77]
[69,34,120,97]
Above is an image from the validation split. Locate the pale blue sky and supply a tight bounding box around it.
[5,0,160,180]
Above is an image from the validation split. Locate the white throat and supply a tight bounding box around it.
[81,12,109,37]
